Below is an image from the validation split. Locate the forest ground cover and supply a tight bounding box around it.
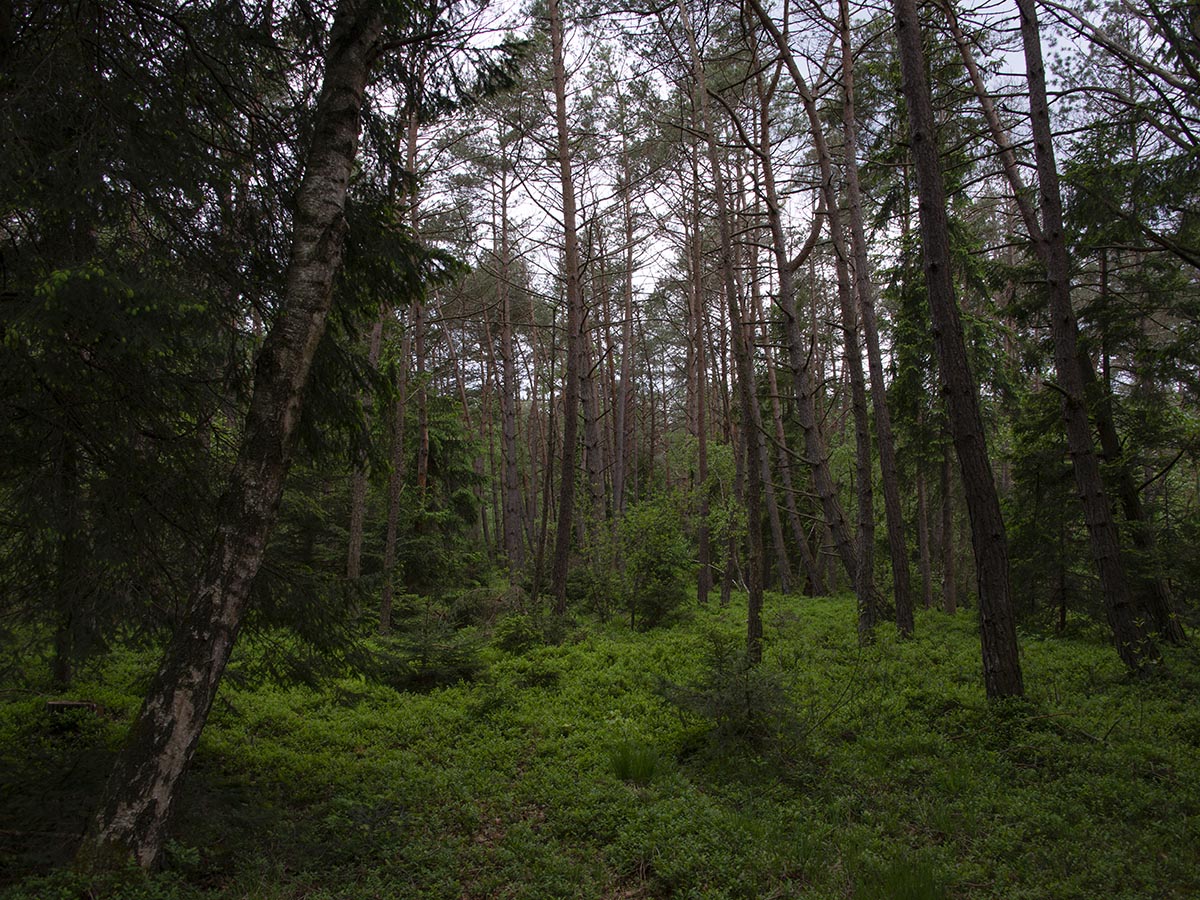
[2,595,1198,900]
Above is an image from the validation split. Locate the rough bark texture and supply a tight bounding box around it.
[893,0,1022,697]
[1015,0,1157,669]
[75,1,385,871]
[548,0,583,616]
[947,0,1174,656]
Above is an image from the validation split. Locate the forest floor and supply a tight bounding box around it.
[2,594,1199,899]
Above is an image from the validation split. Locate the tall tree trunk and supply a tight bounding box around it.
[548,0,584,615]
[751,59,859,596]
[612,129,636,519]
[380,316,412,635]
[893,0,1022,697]
[678,0,764,662]
[940,0,1166,662]
[748,0,875,636]
[1014,0,1157,668]
[75,2,385,870]
[749,216,792,594]
[496,148,526,572]
[581,314,605,532]
[688,172,713,604]
[839,0,913,633]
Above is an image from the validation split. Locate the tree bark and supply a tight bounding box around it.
[612,128,636,519]
[840,0,913,634]
[940,1,1166,662]
[893,0,1022,697]
[747,0,876,637]
[687,166,713,604]
[749,56,859,596]
[75,1,385,870]
[495,140,526,572]
[380,315,411,635]
[678,0,764,663]
[548,0,584,615]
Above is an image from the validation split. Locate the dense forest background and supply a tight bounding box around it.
[1,0,1198,893]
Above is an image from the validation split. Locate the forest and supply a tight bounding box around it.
[1,0,1198,896]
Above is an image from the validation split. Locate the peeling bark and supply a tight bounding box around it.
[75,1,386,869]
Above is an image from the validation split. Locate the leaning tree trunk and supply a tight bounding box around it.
[892,0,1023,697]
[748,0,876,639]
[75,1,385,871]
[1014,0,1157,669]
[944,0,1168,660]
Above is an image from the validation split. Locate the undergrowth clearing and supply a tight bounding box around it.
[3,594,1198,899]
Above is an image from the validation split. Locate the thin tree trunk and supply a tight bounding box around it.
[916,442,935,610]
[749,218,792,594]
[346,314,385,579]
[548,0,584,615]
[893,0,1022,696]
[497,150,525,572]
[688,171,713,604]
[1014,0,1158,667]
[613,129,636,518]
[75,2,385,870]
[748,0,875,636]
[678,0,764,662]
[940,439,958,616]
[751,62,859,594]
[839,0,912,633]
[380,315,412,635]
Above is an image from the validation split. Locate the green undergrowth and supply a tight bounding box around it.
[3,596,1199,899]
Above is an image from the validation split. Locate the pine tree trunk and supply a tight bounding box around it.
[612,131,636,519]
[840,0,912,634]
[495,151,526,572]
[893,0,1022,697]
[1015,0,1158,668]
[748,0,875,636]
[75,2,384,870]
[945,0,1164,664]
[548,0,583,615]
[380,317,411,635]
[678,0,764,663]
